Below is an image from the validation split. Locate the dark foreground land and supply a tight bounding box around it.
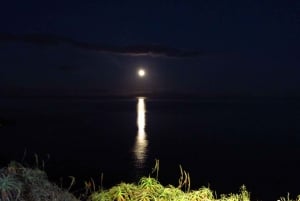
[0,161,299,201]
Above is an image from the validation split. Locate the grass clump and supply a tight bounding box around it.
[0,161,79,201]
[89,178,250,201]
[218,185,250,201]
[0,172,23,201]
[89,160,250,201]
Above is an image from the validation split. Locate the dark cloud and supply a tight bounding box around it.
[0,33,203,58]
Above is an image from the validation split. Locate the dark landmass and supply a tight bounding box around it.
[1,89,300,101]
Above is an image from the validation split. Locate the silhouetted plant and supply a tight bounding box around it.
[279,193,300,201]
[177,165,190,192]
[0,172,22,201]
[151,159,160,180]
[239,185,250,201]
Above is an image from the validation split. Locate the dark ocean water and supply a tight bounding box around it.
[1,97,300,200]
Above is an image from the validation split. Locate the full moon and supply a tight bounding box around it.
[138,69,146,77]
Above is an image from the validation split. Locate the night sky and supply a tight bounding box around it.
[0,0,299,97]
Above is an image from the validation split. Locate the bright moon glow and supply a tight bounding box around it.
[138,69,146,77]
[137,98,146,131]
[133,97,148,168]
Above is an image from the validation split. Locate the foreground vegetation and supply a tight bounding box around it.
[90,177,250,201]
[0,160,299,201]
[0,161,78,201]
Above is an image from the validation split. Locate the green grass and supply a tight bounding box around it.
[88,160,300,201]
[89,178,300,201]
[89,176,250,201]
[1,160,299,201]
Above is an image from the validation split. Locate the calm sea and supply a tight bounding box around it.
[1,97,300,200]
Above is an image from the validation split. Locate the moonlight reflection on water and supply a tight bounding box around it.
[133,97,148,169]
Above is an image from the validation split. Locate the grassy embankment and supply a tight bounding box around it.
[0,160,299,201]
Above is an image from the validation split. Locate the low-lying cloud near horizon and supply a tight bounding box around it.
[0,32,202,58]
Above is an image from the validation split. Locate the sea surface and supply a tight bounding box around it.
[1,97,300,200]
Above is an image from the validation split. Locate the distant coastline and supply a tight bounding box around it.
[1,92,300,101]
